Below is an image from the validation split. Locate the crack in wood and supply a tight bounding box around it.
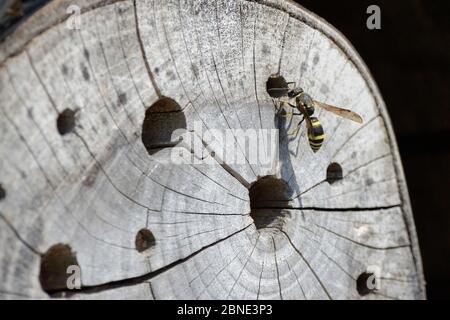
[280,230,333,300]
[0,212,42,256]
[253,204,401,212]
[315,223,411,251]
[226,233,260,299]
[46,223,252,297]
[272,237,283,300]
[134,0,160,98]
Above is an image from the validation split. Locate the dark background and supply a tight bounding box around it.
[1,0,449,299]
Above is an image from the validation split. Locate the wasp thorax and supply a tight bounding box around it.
[305,105,315,116]
[298,92,313,106]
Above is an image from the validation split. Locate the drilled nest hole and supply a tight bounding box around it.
[56,109,76,135]
[0,184,5,201]
[249,176,292,231]
[39,244,80,293]
[135,228,156,253]
[142,97,186,155]
[357,272,377,296]
[327,162,343,184]
[266,74,289,98]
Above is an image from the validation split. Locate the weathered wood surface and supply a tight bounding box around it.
[0,0,425,299]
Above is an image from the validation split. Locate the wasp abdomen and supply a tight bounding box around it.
[308,117,325,153]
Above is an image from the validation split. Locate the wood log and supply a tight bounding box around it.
[0,0,425,299]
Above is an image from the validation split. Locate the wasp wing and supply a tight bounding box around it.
[313,100,363,124]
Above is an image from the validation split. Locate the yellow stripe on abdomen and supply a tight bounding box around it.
[309,134,325,141]
[307,117,325,153]
[309,140,324,147]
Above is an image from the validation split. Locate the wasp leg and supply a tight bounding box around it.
[288,117,305,136]
[281,112,302,118]
[272,99,281,112]
[288,127,299,136]
[279,99,294,105]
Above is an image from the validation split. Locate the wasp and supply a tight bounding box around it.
[267,76,363,153]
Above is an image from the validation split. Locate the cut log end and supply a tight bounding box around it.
[0,0,425,300]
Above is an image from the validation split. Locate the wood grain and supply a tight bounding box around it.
[0,0,425,299]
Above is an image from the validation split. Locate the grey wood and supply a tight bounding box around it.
[0,0,425,300]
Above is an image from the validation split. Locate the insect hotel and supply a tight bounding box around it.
[0,0,424,300]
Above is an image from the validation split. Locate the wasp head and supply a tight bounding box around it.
[288,87,304,99]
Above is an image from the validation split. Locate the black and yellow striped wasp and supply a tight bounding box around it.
[267,76,363,153]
